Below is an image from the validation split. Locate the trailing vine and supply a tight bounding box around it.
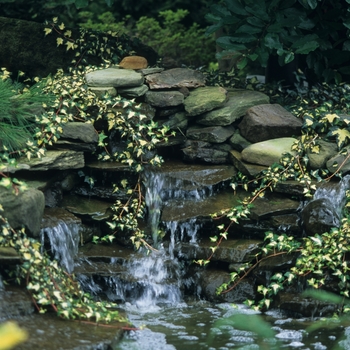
[0,17,174,324]
[195,80,350,313]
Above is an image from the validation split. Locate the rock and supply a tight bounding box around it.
[249,193,300,220]
[327,146,350,174]
[196,89,270,126]
[178,238,262,263]
[182,145,230,164]
[308,139,338,170]
[145,68,205,89]
[85,67,144,87]
[229,150,266,177]
[61,194,112,221]
[186,125,235,143]
[19,150,85,171]
[0,286,34,319]
[89,86,117,98]
[119,84,149,98]
[228,130,251,151]
[119,56,148,69]
[241,137,298,167]
[160,112,188,130]
[61,122,98,144]
[139,68,164,75]
[277,292,337,317]
[144,90,184,107]
[301,198,340,235]
[238,104,303,143]
[197,268,256,303]
[184,86,228,117]
[0,187,45,237]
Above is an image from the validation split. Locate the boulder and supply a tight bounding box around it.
[61,122,98,144]
[238,104,303,143]
[196,89,270,126]
[145,68,205,89]
[144,90,184,107]
[186,125,235,143]
[119,56,148,69]
[301,198,340,235]
[18,150,85,171]
[85,68,144,87]
[241,137,298,167]
[0,187,45,238]
[184,86,228,117]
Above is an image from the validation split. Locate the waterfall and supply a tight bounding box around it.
[143,171,165,247]
[41,219,80,273]
[76,168,210,308]
[313,174,350,217]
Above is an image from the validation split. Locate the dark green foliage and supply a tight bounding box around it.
[78,9,216,68]
[207,0,350,83]
[0,78,51,153]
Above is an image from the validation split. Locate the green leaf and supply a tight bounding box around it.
[236,24,262,35]
[228,33,257,43]
[216,36,247,51]
[224,0,248,16]
[74,0,89,8]
[302,289,345,305]
[292,35,320,54]
[245,4,269,21]
[246,16,266,28]
[210,4,232,17]
[104,0,114,6]
[264,33,282,50]
[237,57,248,69]
[298,0,318,9]
[329,127,350,148]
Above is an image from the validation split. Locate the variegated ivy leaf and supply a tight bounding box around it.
[329,127,350,148]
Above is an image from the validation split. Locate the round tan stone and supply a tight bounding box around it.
[119,56,148,69]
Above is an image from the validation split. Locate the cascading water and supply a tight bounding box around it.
[40,219,80,273]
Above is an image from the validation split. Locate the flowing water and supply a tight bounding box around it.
[38,170,350,349]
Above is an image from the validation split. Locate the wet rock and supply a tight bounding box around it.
[184,86,228,117]
[249,193,300,220]
[177,239,262,263]
[61,122,98,144]
[18,150,85,171]
[307,139,338,170]
[0,187,45,237]
[0,286,34,320]
[145,68,205,89]
[238,104,303,143]
[159,161,236,189]
[196,89,270,126]
[186,125,235,143]
[119,55,148,69]
[182,141,230,164]
[277,292,337,317]
[197,269,256,303]
[61,194,112,222]
[241,137,298,167]
[301,197,340,235]
[85,67,144,87]
[144,90,184,107]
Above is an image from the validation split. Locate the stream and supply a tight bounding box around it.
[32,170,350,349]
